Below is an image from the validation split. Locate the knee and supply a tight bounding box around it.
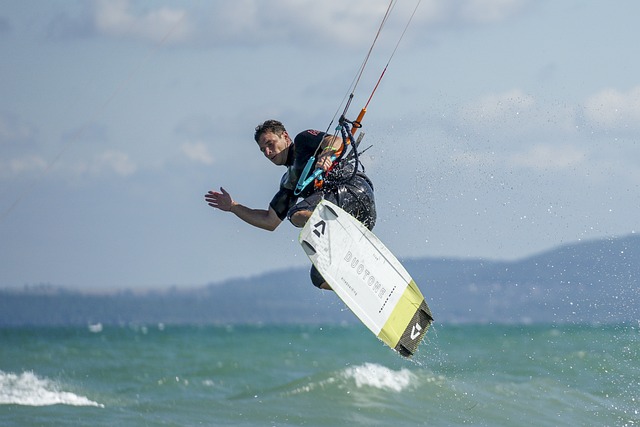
[289,210,311,228]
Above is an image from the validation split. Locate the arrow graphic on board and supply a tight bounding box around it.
[313,220,326,238]
[410,323,422,340]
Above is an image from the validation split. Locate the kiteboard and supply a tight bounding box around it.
[299,199,433,357]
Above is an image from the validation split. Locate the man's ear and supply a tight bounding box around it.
[283,130,291,143]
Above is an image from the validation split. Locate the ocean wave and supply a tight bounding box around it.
[342,363,416,392]
[263,363,420,399]
[0,371,104,408]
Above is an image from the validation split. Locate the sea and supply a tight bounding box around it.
[1,322,638,426]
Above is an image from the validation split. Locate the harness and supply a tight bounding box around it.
[293,117,366,196]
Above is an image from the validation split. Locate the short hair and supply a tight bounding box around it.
[254,120,286,142]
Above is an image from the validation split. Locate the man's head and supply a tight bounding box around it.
[254,119,291,166]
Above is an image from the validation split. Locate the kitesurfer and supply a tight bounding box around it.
[205,119,376,290]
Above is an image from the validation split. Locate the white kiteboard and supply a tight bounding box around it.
[299,199,433,357]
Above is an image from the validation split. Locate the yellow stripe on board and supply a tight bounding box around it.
[377,280,425,348]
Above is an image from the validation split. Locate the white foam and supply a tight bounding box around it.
[343,363,416,392]
[88,323,103,333]
[0,371,103,407]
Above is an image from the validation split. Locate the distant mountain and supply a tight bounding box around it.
[1,234,638,326]
[403,233,640,324]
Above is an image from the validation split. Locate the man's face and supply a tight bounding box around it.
[257,131,291,165]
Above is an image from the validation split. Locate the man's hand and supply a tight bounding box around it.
[204,187,281,231]
[316,153,335,172]
[317,135,342,172]
[205,187,234,212]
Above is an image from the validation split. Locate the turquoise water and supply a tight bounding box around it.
[1,323,638,426]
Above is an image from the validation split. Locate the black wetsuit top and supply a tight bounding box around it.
[269,129,376,232]
[269,129,326,220]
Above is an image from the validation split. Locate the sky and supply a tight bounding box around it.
[1,0,639,291]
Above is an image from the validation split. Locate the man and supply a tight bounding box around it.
[205,119,376,289]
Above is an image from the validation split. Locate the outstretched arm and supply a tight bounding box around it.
[205,187,282,231]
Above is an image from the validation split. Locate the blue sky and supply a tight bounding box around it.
[1,0,639,291]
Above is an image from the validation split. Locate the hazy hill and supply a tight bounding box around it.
[403,233,639,324]
[1,234,638,326]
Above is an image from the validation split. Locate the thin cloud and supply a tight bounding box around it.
[459,0,528,24]
[452,89,580,147]
[0,156,47,179]
[95,0,191,44]
[193,0,388,49]
[584,86,640,132]
[181,141,214,166]
[0,114,41,177]
[198,0,531,48]
[71,150,137,178]
[509,144,586,170]
[97,150,136,176]
[459,89,536,126]
[79,0,532,49]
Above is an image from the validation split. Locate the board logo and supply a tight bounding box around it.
[410,322,422,340]
[313,220,326,238]
[343,251,387,299]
